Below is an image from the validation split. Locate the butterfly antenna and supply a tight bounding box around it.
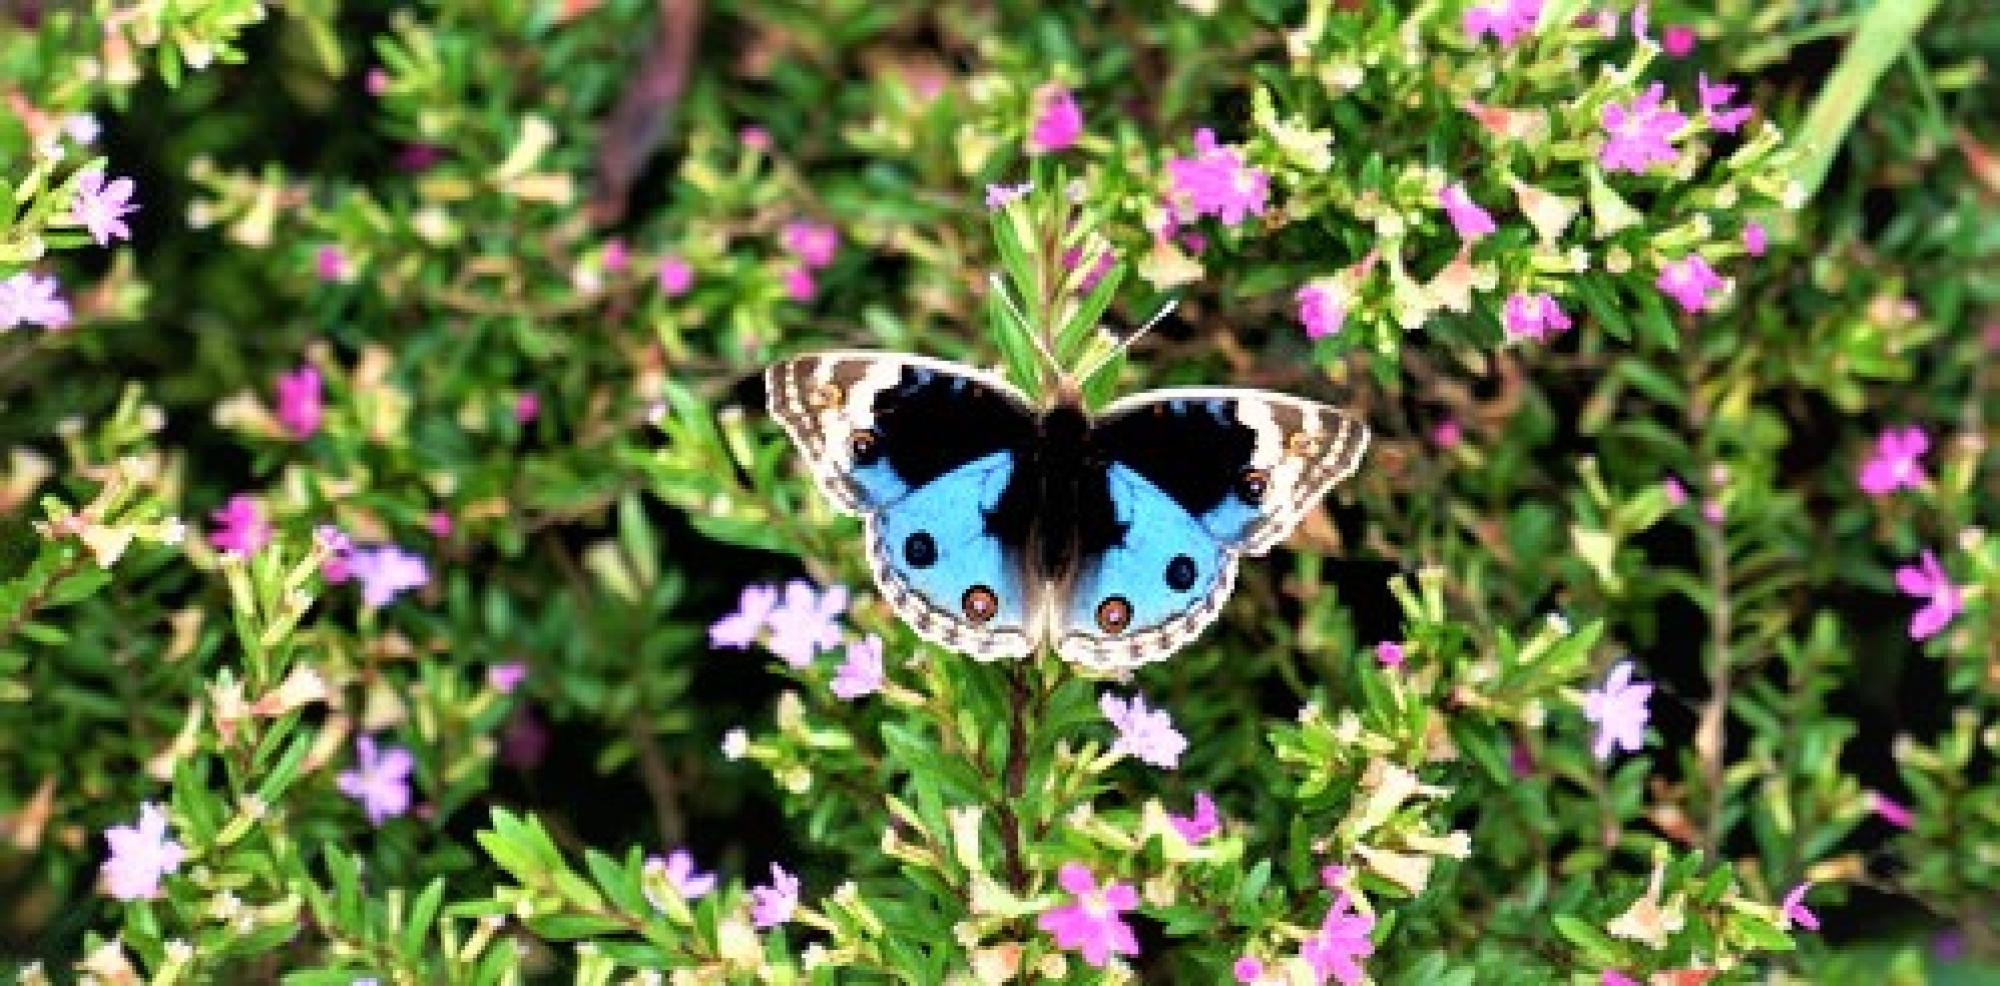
[989,272,1062,375]
[1076,296,1177,383]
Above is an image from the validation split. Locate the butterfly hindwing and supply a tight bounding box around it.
[766,352,1042,659]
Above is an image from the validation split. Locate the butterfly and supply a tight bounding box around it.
[766,351,1369,671]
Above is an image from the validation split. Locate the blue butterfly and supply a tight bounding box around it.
[766,352,1369,671]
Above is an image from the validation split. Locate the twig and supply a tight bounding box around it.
[589,0,704,224]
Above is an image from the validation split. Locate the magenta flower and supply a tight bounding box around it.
[657,256,693,297]
[396,143,444,172]
[101,803,185,901]
[1780,882,1819,931]
[347,544,429,608]
[275,366,323,439]
[1582,660,1652,760]
[1165,128,1269,227]
[985,180,1034,210]
[1664,475,1688,506]
[740,126,772,151]
[1697,73,1753,134]
[1600,82,1686,174]
[783,266,816,302]
[1859,426,1928,496]
[1895,550,1963,641]
[750,863,800,928]
[1662,24,1696,57]
[337,734,414,825]
[644,849,718,906]
[1101,691,1187,769]
[764,580,848,667]
[831,634,885,699]
[601,239,630,274]
[1168,791,1220,842]
[1656,254,1725,313]
[1300,892,1375,985]
[1374,641,1406,669]
[514,392,540,424]
[426,511,452,539]
[1233,957,1265,983]
[1026,86,1084,155]
[315,244,351,282]
[1869,790,1915,829]
[70,169,138,246]
[1509,741,1537,778]
[1296,280,1347,340]
[1320,864,1348,888]
[209,495,272,557]
[1502,291,1573,341]
[1440,182,1497,241]
[316,525,353,582]
[1037,862,1140,968]
[1744,222,1768,257]
[501,707,550,770]
[1433,418,1463,449]
[488,662,528,694]
[1602,973,1640,986]
[366,67,389,96]
[1463,0,1542,46]
[0,272,72,329]
[710,583,779,649]
[782,221,839,269]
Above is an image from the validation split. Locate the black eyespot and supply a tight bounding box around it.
[962,585,999,624]
[1095,596,1133,634]
[1165,554,1197,592]
[1236,468,1269,505]
[904,532,937,568]
[849,429,882,464]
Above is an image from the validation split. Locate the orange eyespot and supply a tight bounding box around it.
[962,585,999,624]
[1237,468,1270,505]
[1095,596,1133,634]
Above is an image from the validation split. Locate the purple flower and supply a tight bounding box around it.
[1602,974,1640,986]
[501,707,549,770]
[1895,550,1963,641]
[644,849,717,906]
[316,525,353,582]
[514,392,540,424]
[750,863,800,928]
[1027,86,1083,155]
[764,580,848,667]
[1600,82,1686,174]
[1300,891,1375,985]
[740,126,772,151]
[0,272,72,329]
[1656,254,1725,313]
[337,734,414,825]
[347,544,429,608]
[1463,0,1542,46]
[1296,279,1347,340]
[1037,862,1140,968]
[782,221,839,270]
[1859,426,1928,496]
[315,245,351,282]
[209,495,272,557]
[783,266,816,302]
[601,239,630,274]
[1780,882,1819,932]
[70,169,138,246]
[488,662,528,694]
[1662,24,1697,57]
[1502,291,1573,341]
[366,67,389,96]
[101,803,185,901]
[1165,128,1269,227]
[1233,957,1265,983]
[657,257,693,297]
[275,366,323,439]
[710,583,779,649]
[1663,476,1688,506]
[1582,661,1652,760]
[1374,641,1406,669]
[1167,791,1220,843]
[1697,73,1753,134]
[1744,222,1768,257]
[1101,691,1187,769]
[985,180,1034,210]
[831,634,885,700]
[1439,182,1497,241]
[1869,790,1915,829]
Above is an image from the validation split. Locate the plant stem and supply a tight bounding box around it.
[1695,510,1732,856]
[996,660,1035,892]
[1787,0,1942,198]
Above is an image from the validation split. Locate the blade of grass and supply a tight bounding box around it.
[1786,0,1942,199]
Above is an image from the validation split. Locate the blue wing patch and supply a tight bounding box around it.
[869,451,1036,657]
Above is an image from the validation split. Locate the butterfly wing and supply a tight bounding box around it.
[766,352,1043,659]
[1053,389,1369,671]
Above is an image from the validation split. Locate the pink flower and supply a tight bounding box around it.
[1859,426,1928,496]
[1300,892,1375,984]
[1463,0,1543,46]
[782,221,839,269]
[985,180,1034,210]
[710,583,779,649]
[1027,86,1083,154]
[316,525,353,582]
[1432,418,1463,449]
[1439,182,1496,242]
[315,245,351,282]
[1502,291,1573,341]
[1101,691,1187,769]
[657,257,693,297]
[1656,254,1725,313]
[1630,2,1650,40]
[426,511,452,538]
[1744,222,1767,257]
[1662,24,1697,57]
[209,495,272,557]
[0,272,72,329]
[70,169,138,246]
[337,734,415,825]
[501,707,549,770]
[366,67,389,96]
[1320,864,1348,888]
[764,580,848,667]
[783,267,816,302]
[395,143,444,173]
[1895,550,1963,641]
[1602,974,1640,986]
[1233,957,1265,983]
[831,634,885,699]
[1600,82,1686,174]
[1165,128,1269,227]
[750,864,800,928]
[488,662,528,694]
[1663,476,1688,506]
[275,366,323,439]
[1168,791,1220,842]
[347,544,429,608]
[1582,660,1652,760]
[1509,741,1537,777]
[1296,280,1348,339]
[740,126,772,151]
[1374,641,1406,669]
[1868,791,1915,829]
[514,392,540,424]
[1781,882,1819,931]
[1037,862,1140,968]
[601,239,630,274]
[101,803,185,901]
[1697,73,1753,134]
[643,849,717,906]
